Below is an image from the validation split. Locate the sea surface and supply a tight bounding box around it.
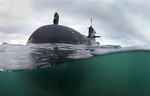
[0,43,149,71]
[1,43,150,96]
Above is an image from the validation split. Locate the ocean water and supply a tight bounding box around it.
[0,43,150,96]
[0,43,123,71]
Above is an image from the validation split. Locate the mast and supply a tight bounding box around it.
[91,19,92,27]
[53,12,59,25]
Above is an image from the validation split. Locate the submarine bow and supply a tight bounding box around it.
[27,24,88,44]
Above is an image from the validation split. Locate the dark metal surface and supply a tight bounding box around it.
[27,25,89,44]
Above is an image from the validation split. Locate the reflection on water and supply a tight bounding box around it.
[0,43,139,71]
[30,47,75,67]
[0,43,95,71]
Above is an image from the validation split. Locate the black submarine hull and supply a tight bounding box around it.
[27,25,89,44]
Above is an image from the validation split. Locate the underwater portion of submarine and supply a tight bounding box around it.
[27,12,100,45]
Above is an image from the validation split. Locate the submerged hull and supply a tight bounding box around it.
[0,51,150,96]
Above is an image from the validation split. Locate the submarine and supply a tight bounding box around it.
[27,12,100,45]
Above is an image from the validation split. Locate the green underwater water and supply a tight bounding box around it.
[0,50,150,96]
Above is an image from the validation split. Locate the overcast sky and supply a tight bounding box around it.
[0,0,150,46]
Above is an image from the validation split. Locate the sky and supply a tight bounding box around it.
[0,0,150,46]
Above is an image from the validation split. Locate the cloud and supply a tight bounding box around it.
[0,0,33,44]
[1,0,150,45]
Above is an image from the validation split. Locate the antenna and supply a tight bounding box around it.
[91,19,92,26]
